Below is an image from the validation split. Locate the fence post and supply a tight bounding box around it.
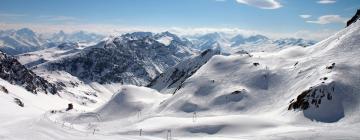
[93,128,99,135]
[193,112,197,123]
[167,130,172,140]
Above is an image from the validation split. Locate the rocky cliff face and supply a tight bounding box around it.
[45,32,195,85]
[0,51,57,94]
[148,49,220,94]
[347,9,360,27]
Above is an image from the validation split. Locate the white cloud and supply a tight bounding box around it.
[317,0,336,4]
[300,15,312,19]
[291,29,337,41]
[38,16,78,21]
[307,15,347,24]
[235,0,282,9]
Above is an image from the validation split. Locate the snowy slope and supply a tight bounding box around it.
[27,20,359,140]
[148,49,220,94]
[160,20,360,121]
[0,17,360,140]
[2,49,120,109]
[158,19,360,125]
[13,42,119,107]
[93,85,170,121]
[66,18,360,139]
[15,42,89,68]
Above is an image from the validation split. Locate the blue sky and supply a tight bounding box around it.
[0,0,359,40]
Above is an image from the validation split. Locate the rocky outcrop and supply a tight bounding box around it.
[347,9,360,27]
[148,49,220,94]
[0,51,57,94]
[288,82,345,122]
[46,32,195,85]
[288,83,334,111]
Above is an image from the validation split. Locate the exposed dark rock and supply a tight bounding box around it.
[320,77,328,81]
[0,51,57,94]
[288,83,335,111]
[168,68,186,87]
[148,49,220,94]
[326,63,336,70]
[347,9,360,27]
[66,103,73,111]
[14,98,24,107]
[0,85,8,93]
[212,89,247,105]
[235,50,253,57]
[294,61,299,66]
[231,90,245,95]
[46,32,193,85]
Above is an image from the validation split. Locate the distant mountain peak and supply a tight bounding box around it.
[122,32,153,40]
[15,28,36,37]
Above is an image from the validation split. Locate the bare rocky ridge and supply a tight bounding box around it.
[347,9,360,27]
[148,49,220,94]
[0,51,57,94]
[45,32,195,85]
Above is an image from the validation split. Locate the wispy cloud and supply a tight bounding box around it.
[307,15,347,24]
[299,15,312,19]
[317,0,336,4]
[0,13,26,18]
[235,0,282,9]
[38,15,78,21]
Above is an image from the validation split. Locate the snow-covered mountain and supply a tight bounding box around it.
[0,28,45,55]
[188,32,316,53]
[231,34,269,47]
[148,49,220,94]
[0,28,105,55]
[29,13,359,139]
[0,51,57,94]
[158,17,360,124]
[21,32,196,86]
[1,11,360,140]
[15,42,87,68]
[47,30,104,44]
[189,32,229,51]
